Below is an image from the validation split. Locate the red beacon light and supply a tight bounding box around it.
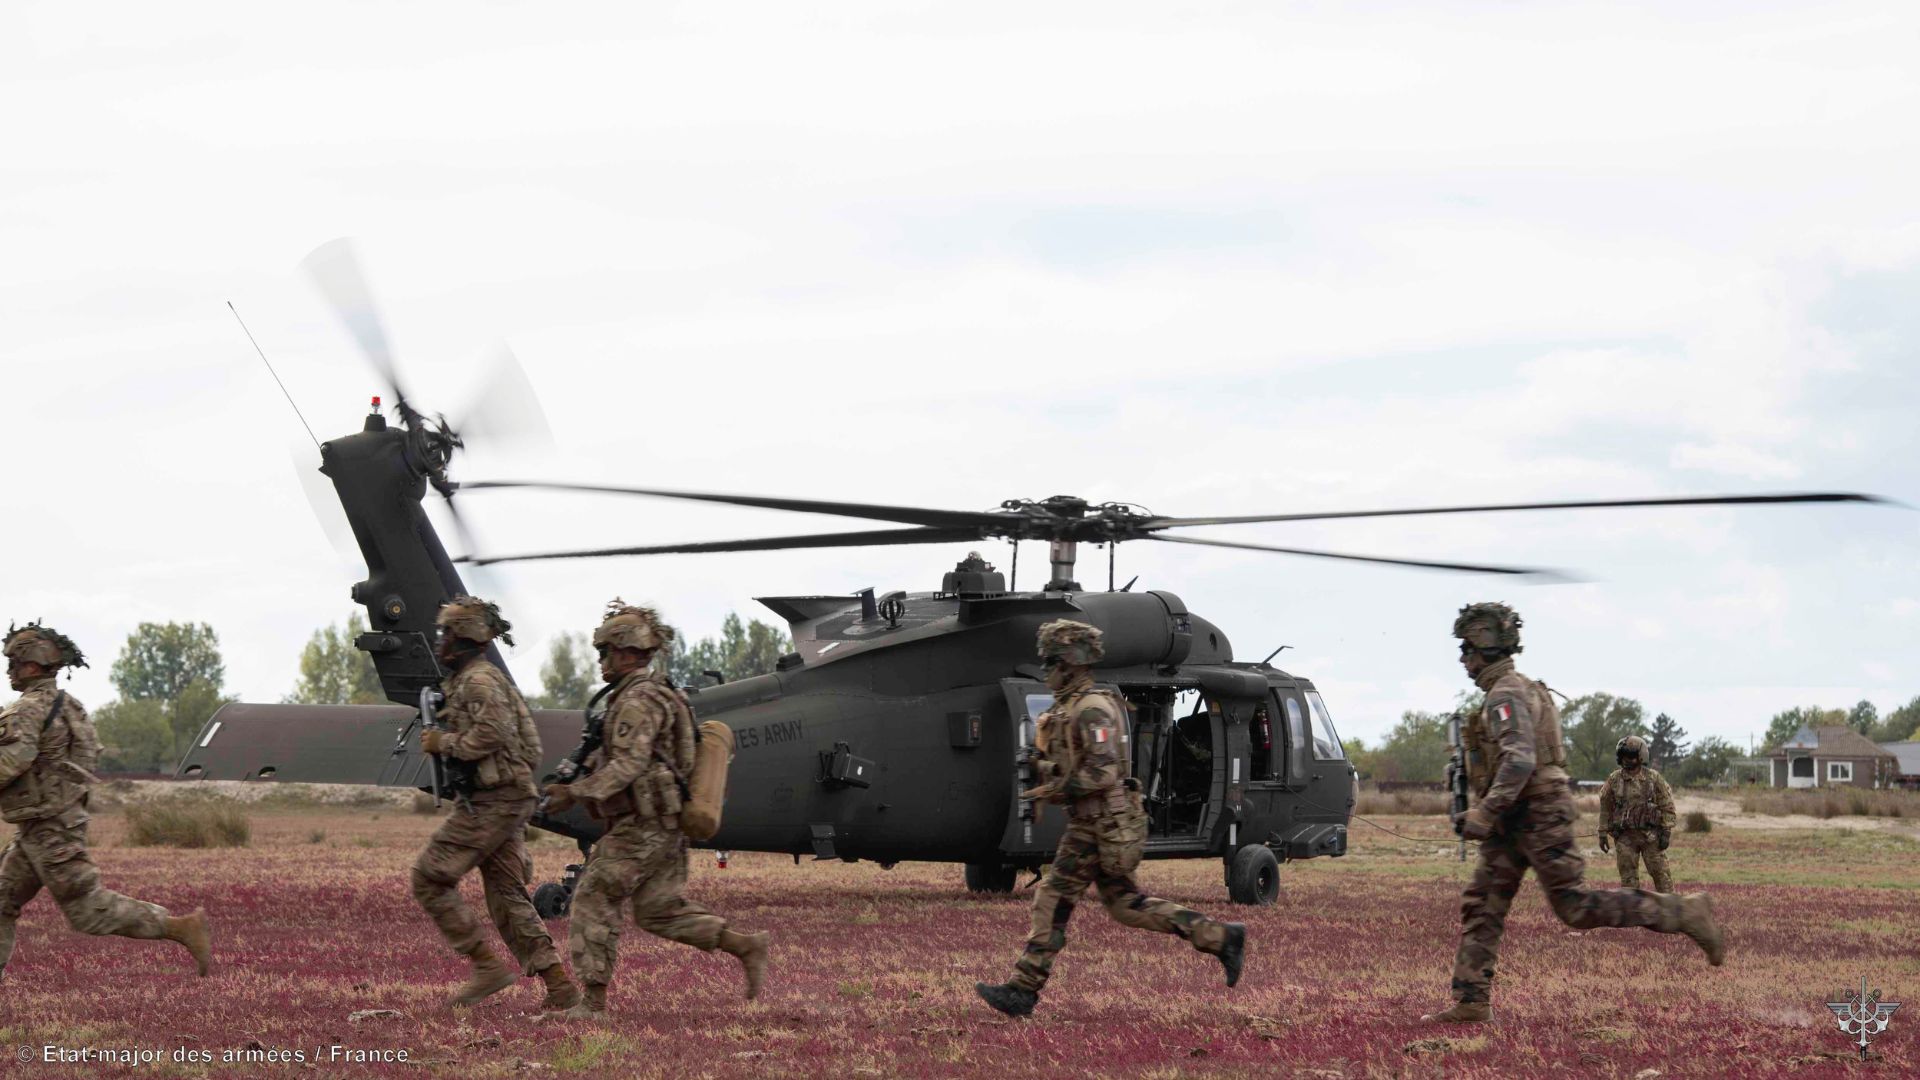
[370,395,382,411]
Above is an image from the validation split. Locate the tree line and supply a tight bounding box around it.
[92,612,792,773]
[1344,690,1920,788]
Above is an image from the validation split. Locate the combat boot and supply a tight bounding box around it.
[1215,922,1246,988]
[1674,892,1726,966]
[974,981,1038,1017]
[450,946,516,1007]
[563,982,608,1020]
[163,908,212,976]
[719,928,770,1000]
[538,963,581,1011]
[1420,1001,1492,1024]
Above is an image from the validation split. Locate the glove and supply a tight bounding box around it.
[420,730,449,754]
[542,784,576,814]
[1657,828,1670,852]
[1598,832,1611,854]
[1456,804,1498,842]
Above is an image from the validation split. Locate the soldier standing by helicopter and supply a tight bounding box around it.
[1599,735,1677,892]
[975,619,1245,1018]
[410,597,579,1010]
[540,601,769,1019]
[1424,603,1724,1024]
[0,623,211,979]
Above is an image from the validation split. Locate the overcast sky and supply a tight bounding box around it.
[5,1,1916,752]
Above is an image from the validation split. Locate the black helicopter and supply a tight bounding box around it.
[179,240,1889,910]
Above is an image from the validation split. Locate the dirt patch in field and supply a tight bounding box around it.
[1674,793,1920,839]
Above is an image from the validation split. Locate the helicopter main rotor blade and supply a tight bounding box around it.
[461,524,991,566]
[300,237,412,407]
[1141,491,1891,531]
[1147,533,1572,580]
[459,480,1009,531]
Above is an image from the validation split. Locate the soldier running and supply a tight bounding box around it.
[976,619,1244,1017]
[0,623,211,979]
[1600,735,1677,892]
[411,597,580,1010]
[542,601,769,1019]
[1424,603,1724,1024]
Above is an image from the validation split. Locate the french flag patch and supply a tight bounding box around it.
[1094,727,1109,743]
[1495,704,1512,723]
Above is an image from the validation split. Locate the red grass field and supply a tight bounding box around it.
[1,798,1914,1078]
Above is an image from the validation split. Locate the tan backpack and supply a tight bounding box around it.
[679,720,735,841]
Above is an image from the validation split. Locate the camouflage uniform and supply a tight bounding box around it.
[409,658,558,975]
[1435,604,1722,1019]
[981,621,1242,1014]
[567,667,728,985]
[1009,670,1232,992]
[1600,759,1676,892]
[412,596,573,1009]
[0,625,207,978]
[556,601,765,1013]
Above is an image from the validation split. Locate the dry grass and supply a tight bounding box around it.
[1355,787,1600,817]
[122,794,251,848]
[1355,787,1451,815]
[1738,786,1919,819]
[0,800,1911,1077]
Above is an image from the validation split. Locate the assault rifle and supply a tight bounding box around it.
[539,682,615,815]
[1445,710,1470,861]
[418,686,475,809]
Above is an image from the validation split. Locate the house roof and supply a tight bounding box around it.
[1768,725,1897,759]
[1882,741,1920,775]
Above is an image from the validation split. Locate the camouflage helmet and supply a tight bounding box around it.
[1616,735,1648,767]
[3,622,87,671]
[1036,619,1104,667]
[435,595,514,647]
[1452,602,1523,655]
[593,599,674,653]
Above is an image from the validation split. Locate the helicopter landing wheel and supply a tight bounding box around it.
[964,862,1018,895]
[533,861,584,919]
[1226,844,1280,905]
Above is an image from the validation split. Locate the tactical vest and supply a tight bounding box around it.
[451,663,540,796]
[1466,671,1566,797]
[1611,771,1663,829]
[1036,687,1136,820]
[587,675,696,823]
[0,690,100,824]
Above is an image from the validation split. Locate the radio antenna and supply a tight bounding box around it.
[228,300,320,450]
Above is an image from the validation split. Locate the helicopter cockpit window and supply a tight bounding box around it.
[1305,690,1345,761]
[1282,693,1307,783]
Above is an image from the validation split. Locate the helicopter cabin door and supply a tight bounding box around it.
[1122,686,1231,850]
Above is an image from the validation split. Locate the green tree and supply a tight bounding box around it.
[110,622,224,704]
[92,698,175,772]
[1562,692,1647,780]
[1763,705,1844,751]
[1869,695,1920,742]
[666,613,791,687]
[106,622,234,758]
[1672,735,1738,787]
[534,632,596,710]
[1847,699,1879,736]
[285,614,384,705]
[1647,712,1688,768]
[1365,710,1450,784]
[1342,736,1374,779]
